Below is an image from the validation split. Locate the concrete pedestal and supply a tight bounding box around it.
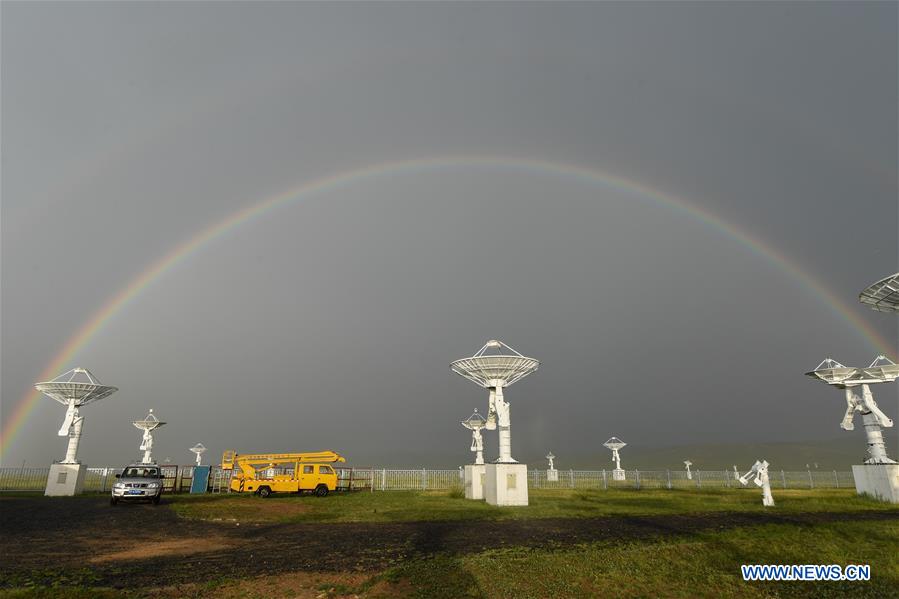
[612,469,625,481]
[485,463,528,506]
[547,469,559,482]
[464,464,486,500]
[45,463,86,496]
[852,464,899,503]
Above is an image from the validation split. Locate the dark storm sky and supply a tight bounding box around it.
[2,2,896,467]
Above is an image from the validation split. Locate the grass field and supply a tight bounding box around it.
[2,489,897,598]
[168,487,898,523]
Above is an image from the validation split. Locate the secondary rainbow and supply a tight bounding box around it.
[2,156,894,460]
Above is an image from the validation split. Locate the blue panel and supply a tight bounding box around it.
[190,466,211,494]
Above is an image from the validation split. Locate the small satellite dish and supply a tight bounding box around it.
[861,356,899,382]
[35,368,118,464]
[133,409,166,464]
[190,443,207,466]
[738,460,774,506]
[461,409,487,465]
[603,437,627,479]
[805,358,859,385]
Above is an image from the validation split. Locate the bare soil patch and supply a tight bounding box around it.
[89,537,234,563]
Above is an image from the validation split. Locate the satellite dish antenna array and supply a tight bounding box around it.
[133,409,166,464]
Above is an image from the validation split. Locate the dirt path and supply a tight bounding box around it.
[2,496,896,589]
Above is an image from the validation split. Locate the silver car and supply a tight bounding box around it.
[110,464,165,505]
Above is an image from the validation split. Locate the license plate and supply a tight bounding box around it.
[127,490,142,495]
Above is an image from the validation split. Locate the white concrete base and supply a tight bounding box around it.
[464,464,486,500]
[485,463,528,506]
[612,469,625,481]
[852,464,899,504]
[547,469,559,482]
[45,463,86,496]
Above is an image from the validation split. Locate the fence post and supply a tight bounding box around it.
[833,470,839,488]
[569,469,574,489]
[808,469,814,489]
[781,470,787,489]
[422,468,427,491]
[602,469,607,490]
[666,469,671,490]
[697,470,702,489]
[635,470,640,490]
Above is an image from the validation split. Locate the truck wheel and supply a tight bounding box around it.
[258,486,272,498]
[315,484,329,497]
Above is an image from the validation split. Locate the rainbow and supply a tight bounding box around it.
[2,156,894,461]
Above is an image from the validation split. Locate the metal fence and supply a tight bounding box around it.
[0,466,855,493]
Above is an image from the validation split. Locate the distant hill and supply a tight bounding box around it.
[355,435,898,471]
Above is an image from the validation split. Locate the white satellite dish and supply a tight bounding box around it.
[190,443,207,466]
[604,437,627,480]
[133,409,166,464]
[806,356,896,465]
[546,452,556,470]
[461,409,487,465]
[35,368,118,464]
[451,340,539,464]
[859,272,899,313]
[739,460,774,506]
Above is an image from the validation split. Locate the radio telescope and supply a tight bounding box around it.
[461,409,487,465]
[190,443,207,466]
[806,357,896,465]
[35,368,117,496]
[546,451,558,482]
[133,410,166,464]
[604,437,627,481]
[36,368,118,465]
[451,340,538,507]
[451,340,539,464]
[739,460,774,506]
[859,272,899,313]
[684,460,693,480]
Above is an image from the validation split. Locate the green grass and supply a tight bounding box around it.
[168,488,898,524]
[376,519,899,598]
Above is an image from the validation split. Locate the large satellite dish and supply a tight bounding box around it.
[35,368,118,464]
[859,272,899,313]
[451,340,539,464]
[450,340,539,388]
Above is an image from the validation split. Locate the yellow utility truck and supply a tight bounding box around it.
[221,450,346,497]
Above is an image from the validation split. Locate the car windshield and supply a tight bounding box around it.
[123,467,159,478]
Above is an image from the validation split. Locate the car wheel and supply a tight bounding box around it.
[152,495,161,505]
[110,497,118,506]
[315,484,329,497]
[258,486,272,498]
